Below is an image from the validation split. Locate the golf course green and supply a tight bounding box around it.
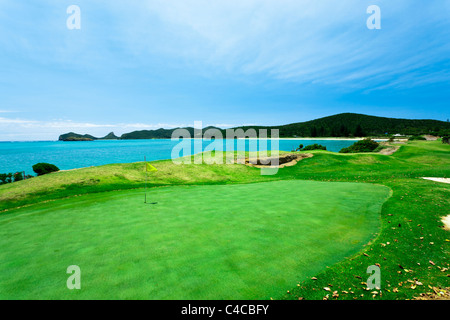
[0,140,449,300]
[0,180,389,299]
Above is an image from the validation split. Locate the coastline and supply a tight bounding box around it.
[2,137,391,142]
[241,137,390,141]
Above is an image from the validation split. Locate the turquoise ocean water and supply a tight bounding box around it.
[0,139,359,175]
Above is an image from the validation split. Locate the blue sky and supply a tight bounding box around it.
[0,0,449,140]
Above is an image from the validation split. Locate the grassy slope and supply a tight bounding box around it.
[282,142,450,300]
[0,141,449,299]
[0,152,284,213]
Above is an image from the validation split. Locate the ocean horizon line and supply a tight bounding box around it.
[0,137,388,143]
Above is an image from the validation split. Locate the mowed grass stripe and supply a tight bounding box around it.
[0,180,390,299]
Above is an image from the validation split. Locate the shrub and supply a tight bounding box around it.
[13,172,23,182]
[339,139,379,153]
[409,135,426,141]
[32,163,60,176]
[0,173,13,185]
[442,136,449,144]
[300,144,327,151]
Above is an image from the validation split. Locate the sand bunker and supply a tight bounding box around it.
[245,153,313,168]
[442,215,450,231]
[421,177,450,184]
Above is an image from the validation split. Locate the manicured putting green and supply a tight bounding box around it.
[0,180,390,299]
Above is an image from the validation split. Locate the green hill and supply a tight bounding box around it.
[121,128,191,139]
[59,113,450,140]
[99,132,119,140]
[252,113,450,138]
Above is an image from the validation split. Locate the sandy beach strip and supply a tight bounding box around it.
[240,137,389,141]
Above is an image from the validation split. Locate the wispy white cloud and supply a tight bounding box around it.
[0,117,192,140]
[0,0,449,142]
[5,0,448,90]
[0,116,259,140]
[0,117,36,124]
[101,0,450,89]
[120,123,188,129]
[0,117,189,129]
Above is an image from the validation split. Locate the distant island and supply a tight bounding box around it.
[59,132,119,141]
[59,113,450,141]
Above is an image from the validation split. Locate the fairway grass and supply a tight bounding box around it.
[0,180,390,299]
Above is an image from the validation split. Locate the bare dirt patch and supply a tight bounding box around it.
[378,145,400,155]
[424,135,438,141]
[245,153,313,168]
[376,142,401,155]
